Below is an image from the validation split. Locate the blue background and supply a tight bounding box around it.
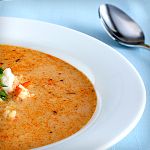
[0,0,150,149]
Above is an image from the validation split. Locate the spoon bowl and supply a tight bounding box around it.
[99,4,150,49]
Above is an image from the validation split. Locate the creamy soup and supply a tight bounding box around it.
[0,45,97,150]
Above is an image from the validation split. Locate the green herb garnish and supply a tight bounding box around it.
[0,67,3,74]
[0,67,8,100]
[0,68,8,101]
[0,68,3,80]
[0,90,7,101]
[0,74,3,79]
[0,67,7,87]
[0,82,7,87]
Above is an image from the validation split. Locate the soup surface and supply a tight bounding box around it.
[0,45,97,150]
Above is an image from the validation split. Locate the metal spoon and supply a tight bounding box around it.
[99,4,150,49]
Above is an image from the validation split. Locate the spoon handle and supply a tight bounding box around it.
[141,43,150,49]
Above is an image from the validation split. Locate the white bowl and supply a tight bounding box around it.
[0,17,146,150]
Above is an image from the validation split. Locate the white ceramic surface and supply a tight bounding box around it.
[0,17,146,150]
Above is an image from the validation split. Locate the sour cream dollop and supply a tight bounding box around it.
[1,68,15,93]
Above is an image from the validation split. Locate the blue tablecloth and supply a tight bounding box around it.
[0,0,149,149]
